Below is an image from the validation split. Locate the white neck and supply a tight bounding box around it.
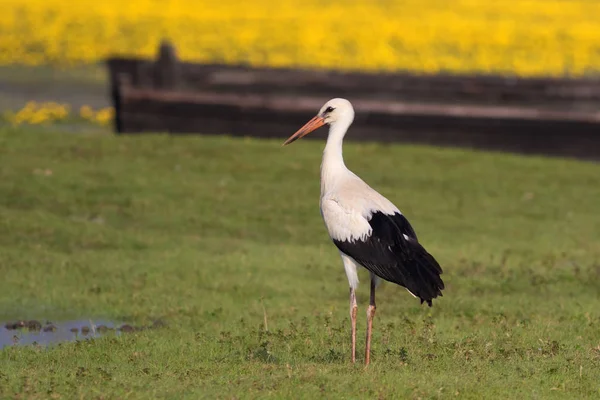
[320,116,353,195]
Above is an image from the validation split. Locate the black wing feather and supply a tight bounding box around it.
[333,212,444,306]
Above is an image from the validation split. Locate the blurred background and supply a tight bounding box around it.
[1,0,599,139]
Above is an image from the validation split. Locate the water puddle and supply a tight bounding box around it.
[1,319,164,349]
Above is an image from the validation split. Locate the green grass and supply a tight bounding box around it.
[1,127,600,399]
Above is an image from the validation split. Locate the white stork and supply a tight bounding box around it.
[282,98,444,365]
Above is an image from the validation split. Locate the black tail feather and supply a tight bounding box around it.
[410,243,444,306]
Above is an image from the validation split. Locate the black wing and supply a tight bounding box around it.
[333,212,444,306]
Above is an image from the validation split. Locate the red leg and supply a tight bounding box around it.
[365,275,376,366]
[350,287,357,363]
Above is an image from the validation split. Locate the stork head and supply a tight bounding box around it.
[283,98,355,146]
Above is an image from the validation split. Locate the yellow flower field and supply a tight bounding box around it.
[1,0,600,76]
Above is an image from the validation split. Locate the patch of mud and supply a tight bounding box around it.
[1,319,166,349]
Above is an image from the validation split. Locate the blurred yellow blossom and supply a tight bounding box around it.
[2,102,113,127]
[4,101,70,126]
[1,0,600,76]
[80,105,114,126]
[94,108,115,125]
[79,105,94,120]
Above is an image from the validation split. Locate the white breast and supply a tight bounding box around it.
[320,174,400,243]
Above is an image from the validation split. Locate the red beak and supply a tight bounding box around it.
[282,116,326,146]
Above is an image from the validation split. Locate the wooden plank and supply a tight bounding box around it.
[106,56,600,110]
[116,87,600,160]
[120,88,600,123]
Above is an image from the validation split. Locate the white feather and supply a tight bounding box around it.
[320,174,400,242]
[340,252,360,289]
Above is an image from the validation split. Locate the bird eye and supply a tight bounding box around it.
[325,106,335,113]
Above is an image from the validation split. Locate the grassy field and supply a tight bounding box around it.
[0,127,599,398]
